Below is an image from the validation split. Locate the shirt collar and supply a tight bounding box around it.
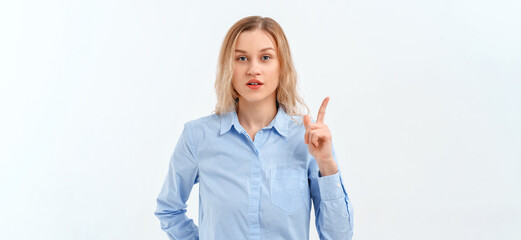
[219,105,290,137]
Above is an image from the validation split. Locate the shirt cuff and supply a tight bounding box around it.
[317,170,344,201]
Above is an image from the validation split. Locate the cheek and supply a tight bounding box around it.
[269,66,280,82]
[231,78,240,90]
[233,63,246,72]
[270,62,280,76]
[232,66,241,84]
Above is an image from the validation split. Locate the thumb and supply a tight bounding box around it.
[303,115,311,130]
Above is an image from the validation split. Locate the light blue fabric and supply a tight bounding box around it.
[154,105,353,240]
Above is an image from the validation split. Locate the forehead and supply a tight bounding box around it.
[235,30,276,52]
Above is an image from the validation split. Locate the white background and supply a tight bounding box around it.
[1,0,520,239]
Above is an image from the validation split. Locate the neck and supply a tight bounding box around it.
[236,95,278,131]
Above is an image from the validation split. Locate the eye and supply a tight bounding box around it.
[236,56,247,61]
[262,55,271,60]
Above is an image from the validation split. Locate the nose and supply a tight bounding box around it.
[247,59,261,76]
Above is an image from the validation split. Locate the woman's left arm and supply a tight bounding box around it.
[304,97,354,239]
[308,144,354,240]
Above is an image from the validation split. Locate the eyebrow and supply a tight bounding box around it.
[234,47,275,53]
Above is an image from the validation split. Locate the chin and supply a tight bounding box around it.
[240,96,265,103]
[236,88,276,104]
[238,93,270,103]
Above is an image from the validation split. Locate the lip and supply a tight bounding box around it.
[247,84,262,89]
[246,79,263,85]
[246,79,263,90]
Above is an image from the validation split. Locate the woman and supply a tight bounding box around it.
[154,16,353,240]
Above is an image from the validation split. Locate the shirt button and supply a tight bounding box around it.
[337,183,341,187]
[259,130,263,134]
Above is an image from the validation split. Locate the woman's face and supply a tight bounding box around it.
[232,30,280,106]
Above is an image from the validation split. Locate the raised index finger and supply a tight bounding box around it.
[317,96,330,123]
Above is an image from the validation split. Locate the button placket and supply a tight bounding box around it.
[253,128,271,152]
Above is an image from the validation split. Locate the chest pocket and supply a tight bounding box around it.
[270,169,308,214]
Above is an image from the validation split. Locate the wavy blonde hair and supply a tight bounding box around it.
[213,16,309,123]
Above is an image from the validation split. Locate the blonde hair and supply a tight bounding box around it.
[213,16,309,123]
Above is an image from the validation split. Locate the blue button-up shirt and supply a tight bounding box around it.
[154,106,354,240]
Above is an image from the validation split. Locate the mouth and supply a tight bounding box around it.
[246,79,263,86]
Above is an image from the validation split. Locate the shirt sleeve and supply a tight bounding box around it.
[154,122,200,240]
[309,143,354,240]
